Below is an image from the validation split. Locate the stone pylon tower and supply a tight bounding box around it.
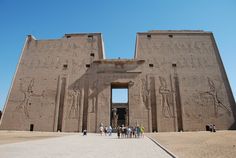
[0,30,235,132]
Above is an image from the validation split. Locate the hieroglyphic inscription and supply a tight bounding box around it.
[67,89,81,118]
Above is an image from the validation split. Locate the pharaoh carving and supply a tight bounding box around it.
[16,78,45,118]
[68,88,81,119]
[141,78,150,110]
[88,80,98,113]
[159,76,174,118]
[203,78,231,117]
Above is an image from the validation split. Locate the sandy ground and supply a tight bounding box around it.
[0,133,171,158]
[146,130,236,158]
[1,130,236,158]
[0,130,73,145]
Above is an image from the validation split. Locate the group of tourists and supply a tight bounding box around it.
[117,125,144,138]
[99,125,113,136]
[99,124,145,138]
[206,124,216,132]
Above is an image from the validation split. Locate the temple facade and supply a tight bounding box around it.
[0,30,235,132]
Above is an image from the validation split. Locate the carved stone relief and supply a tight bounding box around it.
[159,76,174,118]
[201,77,231,117]
[67,88,81,119]
[16,78,45,118]
[88,80,98,113]
[141,78,150,110]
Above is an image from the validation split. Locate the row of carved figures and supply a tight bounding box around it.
[15,77,232,119]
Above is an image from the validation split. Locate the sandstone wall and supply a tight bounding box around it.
[135,31,236,131]
[0,31,235,132]
[0,34,104,132]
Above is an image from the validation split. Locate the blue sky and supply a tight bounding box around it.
[112,89,128,103]
[0,0,235,110]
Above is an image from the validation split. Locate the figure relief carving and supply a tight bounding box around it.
[200,42,211,54]
[197,57,202,67]
[16,78,45,118]
[194,41,201,50]
[206,43,213,54]
[141,78,150,110]
[176,41,186,49]
[153,41,161,50]
[29,60,35,69]
[67,42,73,49]
[159,76,174,118]
[20,59,26,66]
[87,37,96,43]
[43,57,50,68]
[34,59,40,68]
[190,55,196,68]
[55,57,62,69]
[72,51,79,57]
[201,78,231,117]
[88,80,98,113]
[194,41,211,54]
[71,59,79,74]
[67,88,81,119]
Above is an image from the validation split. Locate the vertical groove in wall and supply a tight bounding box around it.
[53,76,61,131]
[170,74,177,132]
[150,76,157,132]
[82,75,89,131]
[57,77,66,132]
[78,88,84,132]
[174,72,183,131]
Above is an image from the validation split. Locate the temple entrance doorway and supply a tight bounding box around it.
[111,83,129,129]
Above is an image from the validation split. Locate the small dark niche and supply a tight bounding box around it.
[147,34,152,38]
[172,63,177,67]
[168,34,173,38]
[66,36,71,38]
[90,53,95,57]
[88,35,93,38]
[149,64,154,67]
[86,64,90,68]
[63,64,68,69]
[30,124,34,131]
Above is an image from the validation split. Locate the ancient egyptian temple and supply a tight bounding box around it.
[0,30,235,132]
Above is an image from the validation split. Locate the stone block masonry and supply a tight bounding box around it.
[0,30,235,132]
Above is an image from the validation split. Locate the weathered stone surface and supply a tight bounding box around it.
[0,30,235,132]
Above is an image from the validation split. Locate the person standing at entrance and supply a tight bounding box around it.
[83,129,87,136]
[99,123,104,136]
[117,126,121,138]
[140,126,145,138]
[108,126,112,136]
[104,126,108,136]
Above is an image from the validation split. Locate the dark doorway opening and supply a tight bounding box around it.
[111,83,129,128]
[117,108,126,126]
[30,124,34,131]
